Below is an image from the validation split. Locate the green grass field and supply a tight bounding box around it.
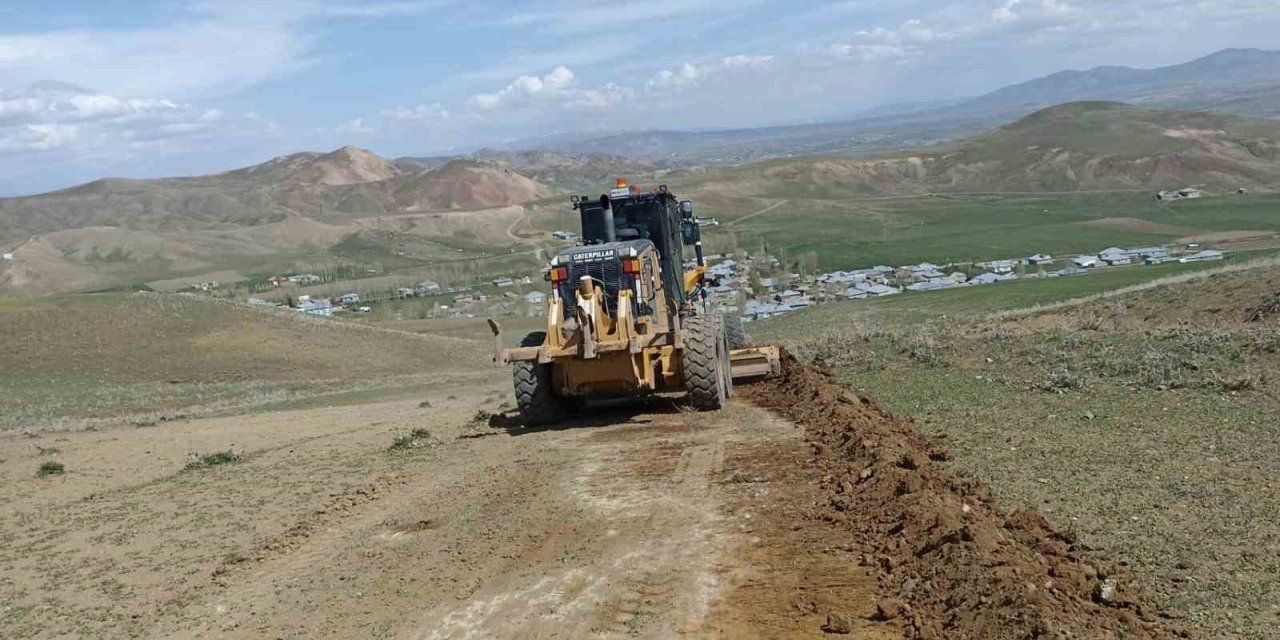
[692,191,1280,271]
[758,256,1280,639]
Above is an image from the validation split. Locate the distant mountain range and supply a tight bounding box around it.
[499,48,1280,163]
[954,48,1280,117]
[693,101,1280,197]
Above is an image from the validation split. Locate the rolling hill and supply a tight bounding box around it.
[398,149,672,194]
[693,102,1280,198]
[0,150,551,241]
[0,149,557,295]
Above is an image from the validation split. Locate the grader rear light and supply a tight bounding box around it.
[622,257,641,275]
[548,266,569,282]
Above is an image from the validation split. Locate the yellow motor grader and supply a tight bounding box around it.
[489,179,779,425]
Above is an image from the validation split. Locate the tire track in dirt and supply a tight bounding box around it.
[412,417,739,640]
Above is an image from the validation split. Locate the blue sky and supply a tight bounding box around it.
[2,0,1279,195]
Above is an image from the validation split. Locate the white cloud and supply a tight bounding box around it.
[992,0,1077,25]
[495,0,766,36]
[335,117,376,134]
[0,84,263,156]
[646,55,775,90]
[720,54,775,69]
[471,66,575,111]
[0,1,454,98]
[382,103,451,121]
[313,1,459,18]
[468,66,624,113]
[0,23,312,98]
[647,64,703,90]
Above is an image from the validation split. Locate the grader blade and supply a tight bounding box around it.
[728,345,781,383]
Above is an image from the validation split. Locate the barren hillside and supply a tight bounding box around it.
[695,102,1280,197]
[0,149,552,241]
[224,146,402,186]
[392,159,552,211]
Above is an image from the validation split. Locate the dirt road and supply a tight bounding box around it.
[724,200,788,227]
[1,375,893,639]
[2,357,1190,639]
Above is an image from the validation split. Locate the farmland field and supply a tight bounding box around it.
[685,189,1280,270]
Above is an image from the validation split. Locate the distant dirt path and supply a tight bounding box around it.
[504,206,532,243]
[725,199,788,227]
[0,382,893,639]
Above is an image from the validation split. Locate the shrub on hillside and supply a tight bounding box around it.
[37,461,65,477]
[185,450,242,470]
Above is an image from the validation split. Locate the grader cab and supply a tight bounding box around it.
[489,180,779,426]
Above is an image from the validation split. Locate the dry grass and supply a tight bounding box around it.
[770,263,1280,639]
[0,293,492,433]
[994,256,1280,321]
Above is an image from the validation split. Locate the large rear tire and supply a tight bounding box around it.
[682,315,729,411]
[513,332,564,426]
[723,313,748,348]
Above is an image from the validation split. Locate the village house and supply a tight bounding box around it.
[1073,255,1100,268]
[551,230,578,241]
[288,274,322,284]
[1098,248,1131,265]
[907,280,956,292]
[1048,266,1086,278]
[1028,254,1053,266]
[339,292,360,305]
[774,289,811,309]
[844,283,900,299]
[980,259,1017,274]
[969,272,1017,285]
[416,280,442,295]
[1179,249,1224,263]
[492,276,514,288]
[523,291,546,305]
[396,287,416,298]
[297,300,332,317]
[742,299,791,321]
[2,252,13,261]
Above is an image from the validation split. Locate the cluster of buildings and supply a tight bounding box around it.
[1155,188,1203,201]
[267,273,323,287]
[702,241,1228,323]
[394,280,443,299]
[1071,246,1223,268]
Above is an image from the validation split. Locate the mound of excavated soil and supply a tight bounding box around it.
[744,355,1187,640]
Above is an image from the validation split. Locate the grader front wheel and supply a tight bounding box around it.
[513,331,565,426]
[682,315,730,410]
